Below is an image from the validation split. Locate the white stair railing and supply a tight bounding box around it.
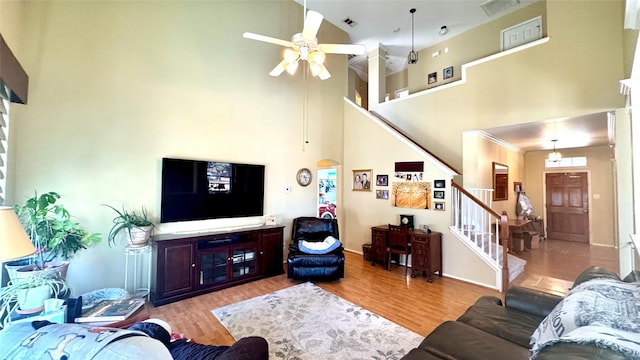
[451,182,509,290]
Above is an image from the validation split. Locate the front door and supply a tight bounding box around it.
[545,172,589,243]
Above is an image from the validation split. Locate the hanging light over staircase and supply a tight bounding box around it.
[408,8,418,64]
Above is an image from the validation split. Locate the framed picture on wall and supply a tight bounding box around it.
[353,169,373,191]
[434,202,445,211]
[434,190,445,199]
[376,190,389,199]
[376,174,388,186]
[514,182,522,192]
[434,179,446,188]
[428,72,437,84]
[443,66,453,79]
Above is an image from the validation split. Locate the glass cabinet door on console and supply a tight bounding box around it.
[230,244,258,279]
[199,249,229,285]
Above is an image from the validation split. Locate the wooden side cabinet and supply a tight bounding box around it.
[410,232,442,282]
[259,228,284,274]
[153,240,195,300]
[151,225,284,306]
[370,227,388,268]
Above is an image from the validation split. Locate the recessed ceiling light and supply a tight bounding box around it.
[393,27,400,33]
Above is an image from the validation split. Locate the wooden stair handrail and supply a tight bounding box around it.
[451,181,501,219]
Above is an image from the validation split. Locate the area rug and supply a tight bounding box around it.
[212,282,424,360]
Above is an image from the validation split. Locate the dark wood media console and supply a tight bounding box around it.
[150,225,284,306]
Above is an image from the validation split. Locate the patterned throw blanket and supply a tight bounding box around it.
[530,278,640,358]
[0,323,146,360]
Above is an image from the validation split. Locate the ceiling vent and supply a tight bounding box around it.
[480,0,520,17]
[342,17,357,27]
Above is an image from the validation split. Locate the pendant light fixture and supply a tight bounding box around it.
[548,139,562,162]
[408,8,418,64]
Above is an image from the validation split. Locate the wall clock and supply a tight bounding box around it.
[296,168,312,187]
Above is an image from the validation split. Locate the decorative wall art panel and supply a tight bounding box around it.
[391,182,432,209]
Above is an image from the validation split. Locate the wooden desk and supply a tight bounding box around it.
[501,219,532,252]
[370,225,442,282]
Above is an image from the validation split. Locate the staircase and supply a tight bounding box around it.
[366,109,524,291]
[451,182,526,291]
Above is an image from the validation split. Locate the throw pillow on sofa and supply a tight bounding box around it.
[299,236,341,254]
[530,278,640,358]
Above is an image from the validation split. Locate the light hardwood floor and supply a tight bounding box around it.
[147,239,618,346]
[147,250,499,345]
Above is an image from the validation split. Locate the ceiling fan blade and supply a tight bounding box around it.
[243,32,293,48]
[302,10,323,40]
[318,64,331,80]
[269,60,287,77]
[318,43,366,55]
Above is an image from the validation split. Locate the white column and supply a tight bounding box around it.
[367,45,387,111]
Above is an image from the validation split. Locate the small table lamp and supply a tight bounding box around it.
[0,206,35,262]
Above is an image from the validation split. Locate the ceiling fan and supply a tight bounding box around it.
[242,10,365,80]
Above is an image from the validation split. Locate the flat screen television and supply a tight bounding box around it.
[160,157,265,223]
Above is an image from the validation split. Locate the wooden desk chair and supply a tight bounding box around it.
[387,224,410,275]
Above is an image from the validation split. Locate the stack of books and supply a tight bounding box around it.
[75,297,145,323]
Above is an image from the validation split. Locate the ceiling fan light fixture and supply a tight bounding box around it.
[299,46,310,60]
[284,48,299,63]
[286,61,299,75]
[309,51,326,65]
[408,8,418,65]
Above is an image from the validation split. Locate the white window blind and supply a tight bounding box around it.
[0,79,10,205]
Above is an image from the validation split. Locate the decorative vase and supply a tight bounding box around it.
[128,226,153,247]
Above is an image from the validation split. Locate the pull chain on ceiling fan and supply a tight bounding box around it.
[242,3,365,80]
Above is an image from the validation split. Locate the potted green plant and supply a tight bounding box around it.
[104,205,155,247]
[0,273,67,325]
[10,191,101,280]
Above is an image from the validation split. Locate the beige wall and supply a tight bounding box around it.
[350,68,368,109]
[1,1,350,295]
[462,133,525,218]
[409,1,547,93]
[385,70,406,100]
[375,0,624,174]
[524,145,616,247]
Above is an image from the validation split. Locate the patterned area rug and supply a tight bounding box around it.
[212,282,424,360]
